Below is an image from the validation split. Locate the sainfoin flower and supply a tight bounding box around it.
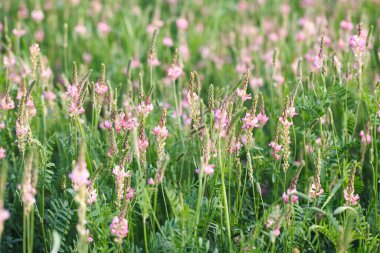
[167,65,183,81]
[204,164,215,175]
[1,96,15,110]
[349,34,366,56]
[282,189,298,204]
[69,160,90,191]
[176,18,189,30]
[309,183,324,198]
[110,216,129,242]
[0,147,6,159]
[343,189,359,205]
[236,88,252,101]
[152,125,169,139]
[242,113,259,129]
[269,141,281,160]
[95,82,108,95]
[359,130,371,144]
[0,208,10,235]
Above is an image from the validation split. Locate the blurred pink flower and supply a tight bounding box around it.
[0,147,6,159]
[97,21,111,35]
[110,216,129,242]
[167,65,183,81]
[31,10,44,22]
[163,36,174,47]
[176,18,189,30]
[204,164,215,175]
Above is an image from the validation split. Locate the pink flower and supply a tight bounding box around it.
[95,82,108,95]
[43,91,56,101]
[153,125,169,139]
[87,188,97,205]
[250,77,264,88]
[287,107,297,117]
[349,35,366,55]
[75,23,87,36]
[359,130,371,144]
[0,208,10,234]
[269,141,281,160]
[97,21,111,35]
[12,28,26,37]
[236,88,252,101]
[343,189,359,205]
[279,117,293,127]
[31,10,44,22]
[110,216,129,242]
[309,183,324,198]
[147,57,160,66]
[242,113,259,129]
[125,188,135,200]
[283,189,298,204]
[176,18,189,30]
[1,97,15,110]
[163,36,174,47]
[119,115,138,131]
[204,164,215,175]
[138,138,149,152]
[312,55,323,72]
[147,178,154,185]
[137,98,153,116]
[256,112,269,126]
[340,20,353,31]
[69,162,90,191]
[0,147,6,159]
[167,65,183,81]
[271,228,280,237]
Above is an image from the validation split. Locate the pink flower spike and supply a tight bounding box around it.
[147,178,155,185]
[204,164,215,175]
[0,147,6,159]
[176,18,189,30]
[110,216,129,242]
[167,65,183,81]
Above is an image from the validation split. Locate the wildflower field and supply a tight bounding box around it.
[0,0,380,252]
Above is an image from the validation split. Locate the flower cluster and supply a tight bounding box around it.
[110,216,129,243]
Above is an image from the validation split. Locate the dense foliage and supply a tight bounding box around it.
[0,0,380,252]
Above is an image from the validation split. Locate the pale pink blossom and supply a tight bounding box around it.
[95,82,108,95]
[0,147,6,159]
[271,228,280,237]
[12,28,26,37]
[153,125,169,139]
[1,97,15,110]
[31,10,44,22]
[87,188,97,205]
[125,188,135,200]
[309,183,324,198]
[359,130,371,144]
[110,216,129,242]
[137,99,153,116]
[242,113,259,129]
[69,162,90,191]
[43,91,56,101]
[282,189,298,204]
[344,189,359,205]
[340,20,353,31]
[176,18,189,30]
[250,77,264,88]
[236,88,252,101]
[204,164,215,175]
[97,21,111,35]
[256,112,269,126]
[163,37,174,47]
[167,65,183,81]
[147,178,154,185]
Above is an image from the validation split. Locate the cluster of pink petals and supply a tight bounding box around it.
[87,188,97,205]
[147,178,154,185]
[125,188,135,200]
[1,96,15,110]
[115,114,138,132]
[163,36,174,47]
[112,166,130,182]
[242,113,259,129]
[279,116,293,127]
[43,91,57,101]
[31,10,44,22]
[236,88,252,102]
[204,164,215,175]
[152,125,169,139]
[214,109,229,137]
[97,21,111,35]
[269,141,281,160]
[12,28,26,37]
[167,65,183,81]
[309,183,324,198]
[20,180,37,211]
[69,163,90,191]
[95,82,108,95]
[340,20,353,31]
[137,99,153,116]
[110,216,129,242]
[312,55,323,72]
[176,18,189,31]
[282,189,298,204]
[0,208,10,226]
[0,147,6,159]
[138,138,149,152]
[359,130,371,144]
[349,35,366,56]
[256,112,269,126]
[344,189,359,205]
